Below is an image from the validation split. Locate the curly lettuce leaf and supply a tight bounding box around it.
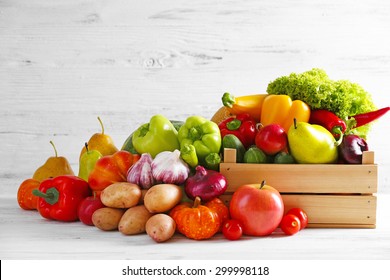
[266,68,377,137]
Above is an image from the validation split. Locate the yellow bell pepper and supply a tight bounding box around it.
[222,92,268,122]
[260,95,311,132]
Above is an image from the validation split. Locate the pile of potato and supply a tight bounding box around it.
[92,182,182,242]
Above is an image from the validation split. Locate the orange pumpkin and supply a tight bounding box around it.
[205,197,230,232]
[17,178,40,210]
[169,196,220,240]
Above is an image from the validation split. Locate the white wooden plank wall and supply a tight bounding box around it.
[1,0,389,197]
[1,0,390,262]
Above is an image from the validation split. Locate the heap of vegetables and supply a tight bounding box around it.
[16,68,389,243]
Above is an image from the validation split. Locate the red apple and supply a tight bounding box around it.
[78,194,105,226]
[255,124,287,155]
[229,181,284,236]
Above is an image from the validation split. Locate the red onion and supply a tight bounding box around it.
[185,165,228,202]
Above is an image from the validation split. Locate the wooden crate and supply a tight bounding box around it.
[219,148,378,228]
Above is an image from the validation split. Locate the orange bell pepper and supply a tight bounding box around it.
[88,150,140,195]
[260,95,311,132]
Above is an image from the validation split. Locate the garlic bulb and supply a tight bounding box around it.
[127,153,155,189]
[151,150,190,184]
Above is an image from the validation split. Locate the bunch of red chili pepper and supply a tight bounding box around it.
[309,106,390,140]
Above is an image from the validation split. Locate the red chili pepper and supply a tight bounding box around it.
[309,109,347,140]
[218,113,257,148]
[33,175,91,222]
[349,107,390,128]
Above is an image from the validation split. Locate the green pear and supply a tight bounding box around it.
[287,120,338,164]
[78,142,103,181]
[33,141,75,182]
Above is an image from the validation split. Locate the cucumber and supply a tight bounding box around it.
[243,146,268,163]
[222,134,246,163]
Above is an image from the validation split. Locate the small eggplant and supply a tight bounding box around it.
[185,165,227,202]
[338,134,369,164]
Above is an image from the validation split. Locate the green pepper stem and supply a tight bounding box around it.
[222,92,235,108]
[189,127,201,141]
[138,124,150,137]
[332,126,344,147]
[226,119,242,130]
[32,187,59,205]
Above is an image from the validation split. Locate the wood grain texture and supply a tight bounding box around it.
[1,0,390,260]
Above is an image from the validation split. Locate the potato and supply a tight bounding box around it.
[92,207,125,231]
[144,184,182,213]
[146,214,176,243]
[100,182,141,208]
[118,205,153,235]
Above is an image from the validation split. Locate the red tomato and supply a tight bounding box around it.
[255,124,288,155]
[222,220,243,241]
[280,214,301,235]
[287,208,308,229]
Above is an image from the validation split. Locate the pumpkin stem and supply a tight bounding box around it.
[193,196,201,208]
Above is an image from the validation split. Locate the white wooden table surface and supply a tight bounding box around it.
[1,0,390,260]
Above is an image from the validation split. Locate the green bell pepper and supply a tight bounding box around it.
[178,116,221,164]
[132,114,180,158]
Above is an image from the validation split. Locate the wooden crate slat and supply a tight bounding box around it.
[220,163,377,194]
[220,149,377,194]
[220,194,377,228]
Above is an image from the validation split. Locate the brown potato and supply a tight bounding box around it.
[146,214,176,243]
[118,205,153,235]
[92,207,125,231]
[143,184,182,213]
[100,182,141,208]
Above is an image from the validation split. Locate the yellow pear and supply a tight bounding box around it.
[33,141,75,182]
[79,116,118,160]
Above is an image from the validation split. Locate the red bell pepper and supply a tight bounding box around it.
[32,175,91,222]
[309,109,347,140]
[218,113,257,148]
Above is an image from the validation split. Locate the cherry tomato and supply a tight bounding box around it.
[287,208,308,229]
[280,214,301,235]
[222,219,243,240]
